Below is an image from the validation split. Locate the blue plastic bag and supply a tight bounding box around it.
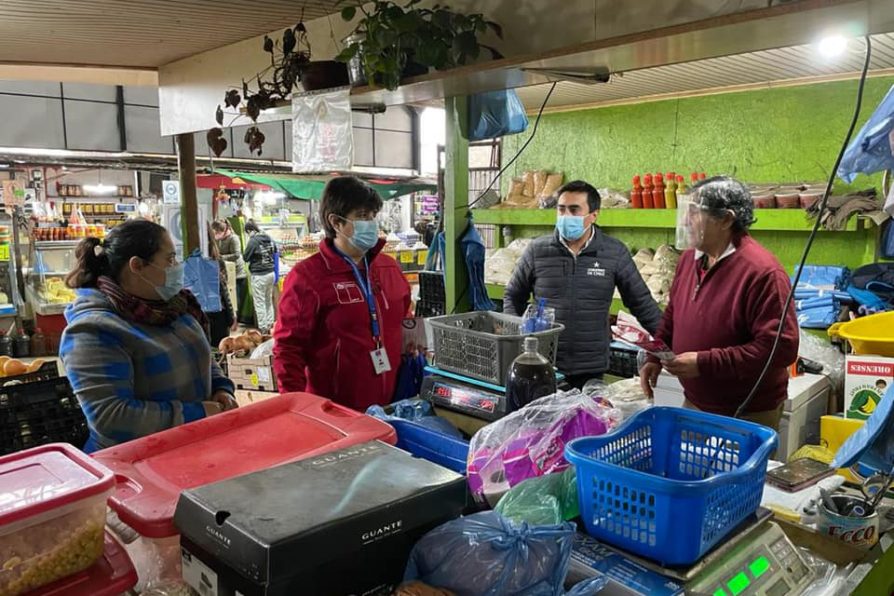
[468,90,529,142]
[404,511,606,596]
[832,384,894,475]
[792,265,850,290]
[184,250,222,312]
[838,84,894,183]
[461,217,496,311]
[366,398,463,439]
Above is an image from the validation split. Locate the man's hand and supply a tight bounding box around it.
[211,390,239,411]
[202,401,223,417]
[663,352,700,379]
[639,362,662,399]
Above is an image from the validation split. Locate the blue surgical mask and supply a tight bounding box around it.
[556,215,586,241]
[147,261,185,301]
[339,217,379,252]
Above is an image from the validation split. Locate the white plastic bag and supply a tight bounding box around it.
[292,87,353,173]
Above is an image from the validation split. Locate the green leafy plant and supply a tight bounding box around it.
[336,0,502,91]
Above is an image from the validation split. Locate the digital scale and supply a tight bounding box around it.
[569,509,817,596]
[420,366,510,422]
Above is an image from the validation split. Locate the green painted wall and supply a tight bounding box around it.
[503,77,894,193]
[498,77,892,272]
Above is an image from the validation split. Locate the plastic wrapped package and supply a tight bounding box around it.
[798,329,845,398]
[597,188,629,209]
[588,377,653,420]
[484,249,517,286]
[140,580,196,596]
[795,547,853,596]
[494,468,579,526]
[467,390,620,506]
[250,338,274,359]
[404,511,608,596]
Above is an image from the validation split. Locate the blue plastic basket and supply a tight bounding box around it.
[389,419,470,474]
[565,407,777,566]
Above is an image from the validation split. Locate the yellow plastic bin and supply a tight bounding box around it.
[828,311,894,356]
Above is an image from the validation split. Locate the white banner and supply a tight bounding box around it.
[292,87,353,174]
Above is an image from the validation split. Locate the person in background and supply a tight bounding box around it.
[206,229,238,347]
[274,176,411,411]
[60,219,236,452]
[243,220,277,333]
[504,180,662,389]
[212,220,248,323]
[639,176,798,430]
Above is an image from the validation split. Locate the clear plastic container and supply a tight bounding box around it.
[0,444,114,596]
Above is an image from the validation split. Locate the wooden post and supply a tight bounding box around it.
[176,133,200,254]
[444,96,470,313]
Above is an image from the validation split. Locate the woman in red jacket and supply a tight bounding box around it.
[273,176,411,411]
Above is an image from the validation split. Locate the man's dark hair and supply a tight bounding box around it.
[320,176,383,239]
[557,180,601,213]
[244,220,261,234]
[691,175,756,233]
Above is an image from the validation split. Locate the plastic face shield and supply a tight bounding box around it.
[675,195,707,250]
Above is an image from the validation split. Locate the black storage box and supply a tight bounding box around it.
[174,441,466,596]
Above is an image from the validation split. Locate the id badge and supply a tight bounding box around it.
[371,348,392,375]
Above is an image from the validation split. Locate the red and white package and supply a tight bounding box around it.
[611,312,675,360]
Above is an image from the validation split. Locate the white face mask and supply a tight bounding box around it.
[140,261,185,301]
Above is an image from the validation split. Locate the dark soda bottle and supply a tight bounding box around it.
[505,336,557,411]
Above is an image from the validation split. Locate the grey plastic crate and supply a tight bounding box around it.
[428,311,564,386]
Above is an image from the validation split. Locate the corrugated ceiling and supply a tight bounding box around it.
[0,0,341,68]
[515,32,894,112]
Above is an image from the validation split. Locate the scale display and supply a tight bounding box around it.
[688,522,814,596]
[420,376,508,421]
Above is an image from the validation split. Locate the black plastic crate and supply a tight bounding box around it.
[415,299,446,318]
[419,271,445,304]
[0,375,88,455]
[608,342,640,378]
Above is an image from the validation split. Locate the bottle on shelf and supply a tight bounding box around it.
[505,336,557,412]
[691,172,699,187]
[699,172,707,181]
[653,173,666,209]
[0,332,13,357]
[642,174,654,209]
[676,175,687,201]
[13,329,30,358]
[30,328,47,358]
[630,175,644,209]
[665,174,677,209]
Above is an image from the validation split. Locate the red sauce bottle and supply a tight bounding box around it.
[630,175,643,209]
[642,174,654,209]
[653,173,666,209]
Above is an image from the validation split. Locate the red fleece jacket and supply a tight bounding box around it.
[273,238,411,412]
[654,235,799,415]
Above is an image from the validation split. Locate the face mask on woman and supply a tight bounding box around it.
[337,216,379,253]
[142,261,185,301]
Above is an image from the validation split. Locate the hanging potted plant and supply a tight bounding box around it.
[336,0,502,91]
[208,22,350,157]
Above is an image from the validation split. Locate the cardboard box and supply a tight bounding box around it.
[844,355,894,420]
[227,354,277,392]
[175,441,466,596]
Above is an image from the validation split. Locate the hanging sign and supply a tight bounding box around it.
[163,180,181,204]
[292,87,354,173]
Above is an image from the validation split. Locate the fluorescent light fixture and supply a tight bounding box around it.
[83,183,118,195]
[818,35,848,58]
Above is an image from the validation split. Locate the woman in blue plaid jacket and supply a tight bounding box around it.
[60,219,236,453]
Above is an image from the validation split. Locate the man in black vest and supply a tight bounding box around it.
[504,180,662,389]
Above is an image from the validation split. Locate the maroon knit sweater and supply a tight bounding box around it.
[654,235,799,414]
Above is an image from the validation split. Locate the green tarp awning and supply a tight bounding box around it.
[214,169,436,200]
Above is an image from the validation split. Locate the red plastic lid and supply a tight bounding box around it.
[0,443,114,526]
[26,531,137,596]
[93,392,397,538]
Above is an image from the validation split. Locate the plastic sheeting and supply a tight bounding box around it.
[468,90,529,142]
[838,84,894,183]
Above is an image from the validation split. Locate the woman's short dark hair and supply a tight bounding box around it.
[66,219,168,288]
[557,180,601,213]
[320,176,383,239]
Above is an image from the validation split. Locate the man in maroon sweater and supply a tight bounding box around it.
[640,177,799,430]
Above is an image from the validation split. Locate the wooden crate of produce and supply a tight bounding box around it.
[227,354,278,392]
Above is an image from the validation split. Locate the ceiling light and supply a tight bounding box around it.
[818,35,848,58]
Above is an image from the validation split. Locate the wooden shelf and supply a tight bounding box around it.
[471,208,869,232]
